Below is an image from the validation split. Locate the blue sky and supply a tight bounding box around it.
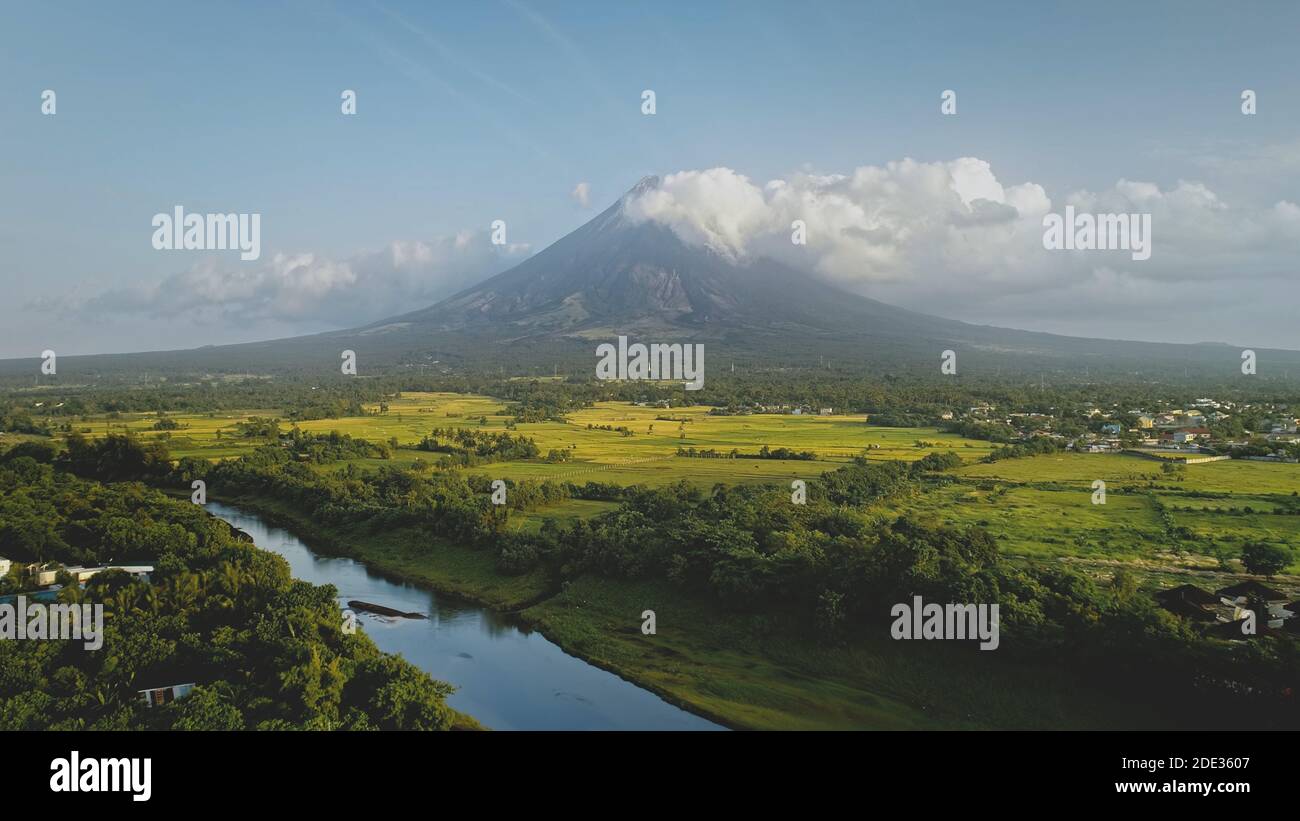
[2,0,1299,356]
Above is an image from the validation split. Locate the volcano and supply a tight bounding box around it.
[368,175,963,344]
[335,176,1271,378]
[12,176,1297,379]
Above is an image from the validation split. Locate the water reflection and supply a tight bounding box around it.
[206,502,722,731]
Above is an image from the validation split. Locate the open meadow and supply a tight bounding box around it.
[74,390,998,486]
[62,393,1300,583]
[891,452,1300,577]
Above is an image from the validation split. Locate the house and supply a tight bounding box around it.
[0,557,11,578]
[1154,585,1219,622]
[1217,580,1287,602]
[138,683,196,708]
[1216,581,1292,625]
[32,564,154,587]
[1101,423,1123,435]
[818,408,833,416]
[1136,415,1155,429]
[1173,428,1210,444]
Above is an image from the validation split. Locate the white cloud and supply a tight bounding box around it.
[34,158,1300,349]
[49,230,529,330]
[570,181,591,208]
[621,159,1300,335]
[623,168,773,259]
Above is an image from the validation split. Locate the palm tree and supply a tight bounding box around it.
[218,562,241,598]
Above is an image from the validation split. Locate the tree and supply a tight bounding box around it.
[1109,567,1139,604]
[1241,542,1290,577]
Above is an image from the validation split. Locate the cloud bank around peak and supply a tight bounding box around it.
[31,157,1300,352]
[622,160,1300,340]
[42,231,531,333]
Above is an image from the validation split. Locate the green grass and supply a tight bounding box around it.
[73,391,997,488]
[921,452,1300,577]
[522,576,1182,730]
[508,498,620,535]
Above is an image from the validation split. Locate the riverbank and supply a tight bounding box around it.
[193,492,553,609]
[199,493,1175,730]
[202,497,717,729]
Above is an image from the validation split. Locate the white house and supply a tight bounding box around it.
[33,565,154,587]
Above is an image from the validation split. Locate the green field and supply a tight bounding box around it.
[77,391,998,488]
[522,576,1184,730]
[886,452,1300,577]
[67,398,1300,580]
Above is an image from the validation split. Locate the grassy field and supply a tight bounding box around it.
[64,395,1300,580]
[75,391,997,488]
[887,452,1300,579]
[521,577,1187,729]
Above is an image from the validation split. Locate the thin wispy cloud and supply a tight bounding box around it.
[374,1,536,107]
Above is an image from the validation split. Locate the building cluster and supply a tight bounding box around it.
[0,557,154,593]
[954,397,1300,460]
[1155,580,1300,639]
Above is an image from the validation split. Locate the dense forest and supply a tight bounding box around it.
[0,446,458,731]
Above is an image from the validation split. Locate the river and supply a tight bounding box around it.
[205,501,722,731]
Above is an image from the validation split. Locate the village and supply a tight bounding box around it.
[950,397,1300,462]
[1155,580,1300,640]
